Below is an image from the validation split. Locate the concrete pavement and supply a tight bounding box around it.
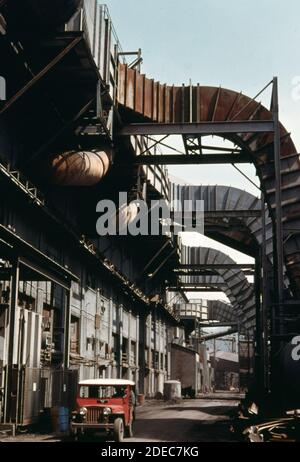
[0,398,239,443]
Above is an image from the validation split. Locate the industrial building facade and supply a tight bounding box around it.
[0,1,188,426]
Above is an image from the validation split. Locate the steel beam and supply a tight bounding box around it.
[28,97,96,164]
[174,270,219,276]
[200,327,238,341]
[168,286,226,293]
[254,255,263,393]
[261,194,269,391]
[132,153,251,165]
[119,120,275,136]
[148,248,177,279]
[197,322,238,328]
[175,264,255,270]
[178,289,227,292]
[171,210,261,219]
[0,35,83,115]
[140,240,170,275]
[169,283,226,288]
[174,270,253,277]
[63,290,71,369]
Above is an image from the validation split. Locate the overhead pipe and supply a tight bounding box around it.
[51,149,112,187]
[199,328,238,342]
[51,149,140,229]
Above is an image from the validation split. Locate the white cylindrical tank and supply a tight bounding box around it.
[163,380,181,401]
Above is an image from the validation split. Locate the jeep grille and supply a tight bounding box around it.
[86,407,103,423]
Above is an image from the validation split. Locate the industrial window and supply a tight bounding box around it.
[154,351,159,370]
[130,341,136,365]
[160,353,164,369]
[86,336,95,352]
[112,333,118,359]
[0,307,5,361]
[70,315,80,355]
[122,338,128,363]
[86,271,97,290]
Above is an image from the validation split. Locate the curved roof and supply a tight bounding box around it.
[79,379,135,386]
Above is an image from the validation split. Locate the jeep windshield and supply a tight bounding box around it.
[79,385,127,399]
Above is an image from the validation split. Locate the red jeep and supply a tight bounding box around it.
[70,379,136,442]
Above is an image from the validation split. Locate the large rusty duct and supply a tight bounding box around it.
[117,64,300,297]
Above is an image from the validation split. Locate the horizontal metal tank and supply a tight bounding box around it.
[51,149,111,187]
[278,340,300,392]
[6,0,83,36]
[275,337,300,409]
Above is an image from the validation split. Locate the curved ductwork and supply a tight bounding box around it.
[51,149,111,187]
[207,300,236,324]
[170,184,291,289]
[180,246,255,332]
[171,184,266,249]
[117,64,300,298]
[5,0,83,37]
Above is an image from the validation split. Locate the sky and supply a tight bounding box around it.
[104,0,300,300]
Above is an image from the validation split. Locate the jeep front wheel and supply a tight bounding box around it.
[114,418,124,442]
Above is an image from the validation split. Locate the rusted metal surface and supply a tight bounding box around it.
[51,149,111,186]
[117,64,300,297]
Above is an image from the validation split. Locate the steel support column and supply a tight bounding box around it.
[63,289,71,370]
[254,254,263,393]
[4,258,19,423]
[261,194,270,391]
[272,77,284,322]
[269,78,285,407]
